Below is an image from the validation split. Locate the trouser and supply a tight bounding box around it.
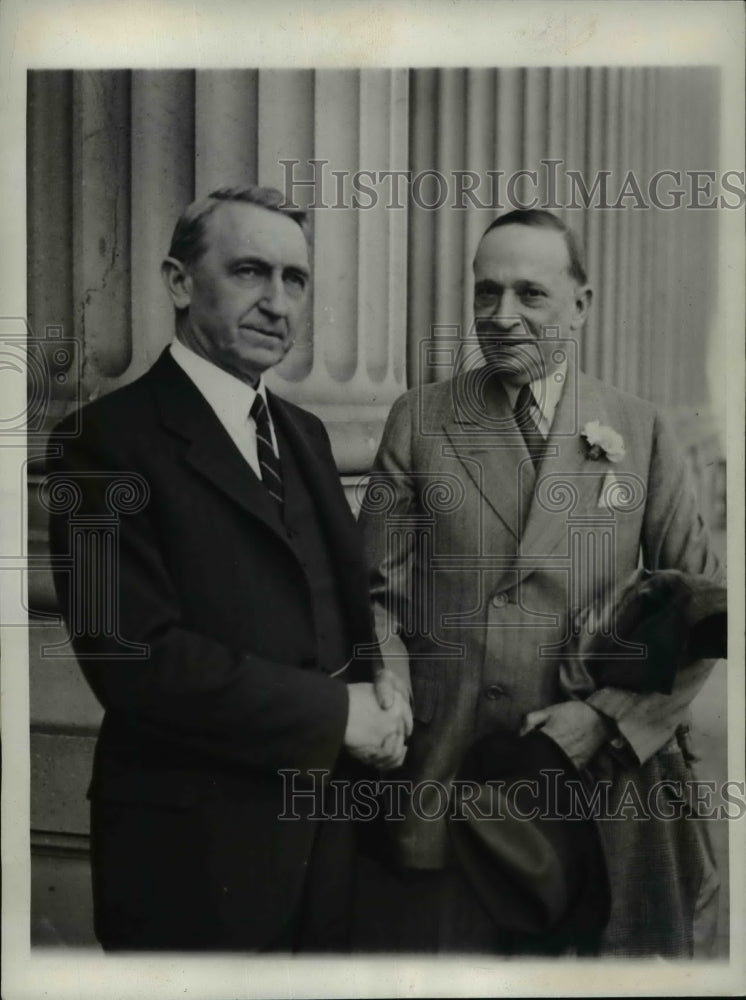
[351,852,520,954]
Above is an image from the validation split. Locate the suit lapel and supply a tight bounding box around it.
[269,391,354,549]
[151,351,287,541]
[516,366,615,580]
[268,391,373,641]
[443,371,536,543]
[150,350,373,649]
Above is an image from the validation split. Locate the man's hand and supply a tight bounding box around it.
[373,668,413,770]
[344,682,408,771]
[520,700,613,771]
[373,668,413,730]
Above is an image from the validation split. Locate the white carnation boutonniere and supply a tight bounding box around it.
[581,420,626,463]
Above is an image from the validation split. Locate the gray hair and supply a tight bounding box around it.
[167,186,308,268]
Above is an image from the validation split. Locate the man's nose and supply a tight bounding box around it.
[259,273,290,318]
[484,291,522,331]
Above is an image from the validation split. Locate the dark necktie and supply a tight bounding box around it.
[513,384,545,470]
[250,395,284,507]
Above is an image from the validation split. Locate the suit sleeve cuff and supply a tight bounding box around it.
[304,676,350,773]
[585,688,644,766]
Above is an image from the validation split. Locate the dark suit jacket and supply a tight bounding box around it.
[46,349,379,950]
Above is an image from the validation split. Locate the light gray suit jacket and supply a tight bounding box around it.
[359,363,722,952]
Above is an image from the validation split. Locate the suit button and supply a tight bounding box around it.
[491,593,509,608]
[484,684,505,701]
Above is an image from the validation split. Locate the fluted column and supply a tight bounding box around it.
[130,71,196,377]
[263,68,409,472]
[71,72,132,395]
[406,65,720,409]
[27,65,724,482]
[257,69,316,383]
[195,70,259,193]
[408,68,440,384]
[27,72,75,422]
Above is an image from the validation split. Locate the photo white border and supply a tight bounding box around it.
[1,1,744,997]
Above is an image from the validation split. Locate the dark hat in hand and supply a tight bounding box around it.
[572,569,727,696]
[449,728,610,954]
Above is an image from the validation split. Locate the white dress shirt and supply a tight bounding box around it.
[169,339,279,481]
[502,360,567,439]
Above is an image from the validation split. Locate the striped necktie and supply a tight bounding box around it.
[250,395,284,508]
[513,384,546,470]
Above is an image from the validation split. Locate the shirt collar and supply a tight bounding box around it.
[501,359,567,430]
[170,339,268,430]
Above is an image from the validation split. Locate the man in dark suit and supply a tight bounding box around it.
[46,186,411,952]
[358,209,722,955]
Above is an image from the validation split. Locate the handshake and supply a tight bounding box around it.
[344,670,413,771]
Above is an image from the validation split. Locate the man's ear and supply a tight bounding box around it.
[570,285,593,331]
[161,257,192,309]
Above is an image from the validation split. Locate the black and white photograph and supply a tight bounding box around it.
[1,2,744,998]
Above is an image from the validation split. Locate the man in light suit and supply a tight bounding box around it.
[357,209,722,955]
[46,186,411,952]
